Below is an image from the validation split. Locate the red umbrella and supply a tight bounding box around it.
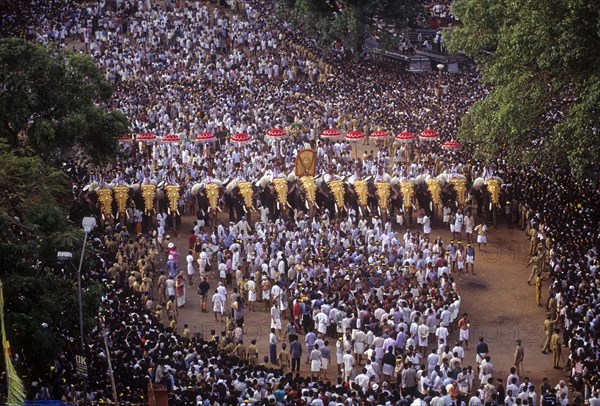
[345,130,366,142]
[442,140,462,150]
[118,134,134,142]
[320,128,341,138]
[195,132,216,143]
[137,133,157,142]
[266,128,287,139]
[370,130,390,139]
[395,131,417,142]
[419,129,439,141]
[231,132,251,144]
[161,134,182,143]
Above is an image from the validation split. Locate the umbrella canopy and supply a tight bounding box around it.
[137,133,157,142]
[161,134,182,143]
[320,128,341,138]
[266,128,287,139]
[231,132,251,143]
[419,129,439,141]
[195,132,216,143]
[346,130,366,142]
[118,134,134,142]
[395,131,417,143]
[442,140,463,150]
[370,130,390,139]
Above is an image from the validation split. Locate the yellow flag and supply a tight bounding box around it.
[0,280,26,405]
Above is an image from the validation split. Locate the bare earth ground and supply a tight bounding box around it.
[163,212,568,387]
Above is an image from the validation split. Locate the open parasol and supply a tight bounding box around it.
[266,128,287,139]
[195,132,216,143]
[395,131,417,142]
[118,134,134,143]
[161,134,182,143]
[345,130,366,142]
[320,128,341,139]
[370,130,390,140]
[137,133,157,142]
[419,129,439,141]
[442,140,463,150]
[231,132,251,144]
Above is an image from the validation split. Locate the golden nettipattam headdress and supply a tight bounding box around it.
[450,177,467,207]
[328,179,345,211]
[164,184,180,215]
[272,178,288,208]
[205,183,220,210]
[141,184,156,214]
[300,176,316,204]
[486,178,500,205]
[375,182,391,210]
[426,178,442,209]
[113,186,129,216]
[97,189,113,218]
[237,182,254,211]
[354,180,368,207]
[400,181,415,210]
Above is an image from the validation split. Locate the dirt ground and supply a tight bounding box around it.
[162,210,569,388]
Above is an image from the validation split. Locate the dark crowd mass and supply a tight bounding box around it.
[1,0,599,405]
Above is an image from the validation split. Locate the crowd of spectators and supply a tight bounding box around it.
[1,0,598,405]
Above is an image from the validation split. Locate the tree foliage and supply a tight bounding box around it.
[0,38,116,369]
[277,0,422,54]
[0,38,128,163]
[0,142,104,369]
[448,0,600,179]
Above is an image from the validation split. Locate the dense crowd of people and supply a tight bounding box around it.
[1,0,599,405]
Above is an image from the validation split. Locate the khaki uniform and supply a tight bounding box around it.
[247,344,259,366]
[542,316,558,352]
[535,275,543,306]
[514,344,524,376]
[277,349,291,374]
[551,332,562,368]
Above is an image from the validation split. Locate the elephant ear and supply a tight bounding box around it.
[473,177,485,190]
[191,183,203,195]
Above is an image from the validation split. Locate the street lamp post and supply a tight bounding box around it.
[437,63,445,100]
[57,216,96,405]
[101,329,119,403]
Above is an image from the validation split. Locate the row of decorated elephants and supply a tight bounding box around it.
[79,171,505,231]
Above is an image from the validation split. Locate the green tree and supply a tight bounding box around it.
[0,38,128,163]
[278,0,422,55]
[0,142,103,369]
[0,38,117,370]
[447,0,600,179]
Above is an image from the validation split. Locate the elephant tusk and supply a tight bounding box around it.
[276,202,280,210]
[358,206,362,217]
[287,202,292,209]
[430,201,433,211]
[334,203,338,215]
[305,201,309,210]
[314,202,319,210]
[243,205,248,214]
[378,207,381,216]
